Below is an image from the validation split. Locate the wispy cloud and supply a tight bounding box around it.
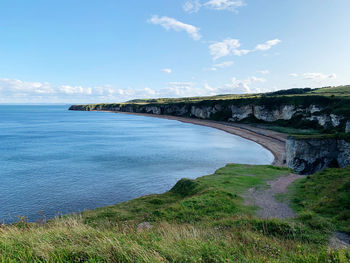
[289,73,298,77]
[303,72,337,80]
[183,0,245,13]
[254,39,281,51]
[148,15,201,40]
[209,61,234,71]
[161,68,172,74]
[204,0,245,11]
[258,70,270,75]
[183,0,201,13]
[214,61,234,68]
[209,38,280,60]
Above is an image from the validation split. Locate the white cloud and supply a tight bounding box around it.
[204,0,245,11]
[254,39,281,51]
[148,15,201,40]
[209,38,280,60]
[161,68,172,74]
[183,0,245,13]
[303,72,337,80]
[0,78,130,103]
[209,38,244,60]
[183,0,201,13]
[0,76,272,104]
[224,76,266,93]
[289,73,298,77]
[213,61,234,68]
[258,70,270,75]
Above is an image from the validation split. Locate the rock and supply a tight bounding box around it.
[137,222,152,232]
[286,136,350,174]
[253,105,296,122]
[309,105,322,114]
[330,114,343,127]
[145,106,161,115]
[69,102,344,129]
[230,105,253,121]
[346,121,350,133]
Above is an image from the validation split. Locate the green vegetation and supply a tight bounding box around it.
[291,132,350,142]
[310,85,350,97]
[0,164,349,262]
[291,166,350,234]
[82,164,289,224]
[126,85,350,104]
[254,125,322,135]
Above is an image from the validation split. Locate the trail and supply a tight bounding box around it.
[244,174,303,219]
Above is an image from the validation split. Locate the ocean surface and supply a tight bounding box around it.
[0,105,273,223]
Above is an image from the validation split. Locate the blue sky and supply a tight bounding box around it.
[0,0,349,103]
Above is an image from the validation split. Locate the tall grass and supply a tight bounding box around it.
[0,216,349,262]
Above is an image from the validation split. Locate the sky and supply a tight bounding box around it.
[0,0,350,104]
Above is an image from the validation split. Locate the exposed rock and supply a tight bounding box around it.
[307,114,343,128]
[69,102,344,129]
[309,105,322,114]
[145,106,161,115]
[230,105,252,121]
[330,114,343,127]
[346,121,350,133]
[286,137,350,174]
[253,105,296,122]
[137,222,152,232]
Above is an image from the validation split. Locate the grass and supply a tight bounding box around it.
[0,164,349,262]
[255,125,322,135]
[2,217,349,262]
[81,164,290,225]
[290,132,350,142]
[290,166,350,234]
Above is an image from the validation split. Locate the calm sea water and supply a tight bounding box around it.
[0,105,273,223]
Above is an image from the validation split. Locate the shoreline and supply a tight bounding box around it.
[93,110,287,166]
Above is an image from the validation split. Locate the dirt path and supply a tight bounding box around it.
[98,111,287,166]
[330,232,350,249]
[244,174,304,219]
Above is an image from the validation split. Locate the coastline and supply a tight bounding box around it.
[93,110,287,166]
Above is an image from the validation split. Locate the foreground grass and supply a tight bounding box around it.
[291,166,350,233]
[1,217,349,262]
[0,164,349,262]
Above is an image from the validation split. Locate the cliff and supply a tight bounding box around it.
[69,95,350,133]
[286,135,350,174]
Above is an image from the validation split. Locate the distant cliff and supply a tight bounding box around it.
[69,95,350,133]
[286,135,350,174]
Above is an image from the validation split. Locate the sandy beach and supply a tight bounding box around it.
[96,110,287,166]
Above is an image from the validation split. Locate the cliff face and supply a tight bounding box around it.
[69,101,348,131]
[286,137,350,174]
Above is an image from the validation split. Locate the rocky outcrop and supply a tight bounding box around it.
[286,136,350,174]
[230,105,253,121]
[346,121,350,133]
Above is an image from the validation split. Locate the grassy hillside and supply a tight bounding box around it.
[1,164,349,262]
[291,166,350,233]
[125,86,350,105]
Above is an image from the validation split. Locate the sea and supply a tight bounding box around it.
[0,105,273,223]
